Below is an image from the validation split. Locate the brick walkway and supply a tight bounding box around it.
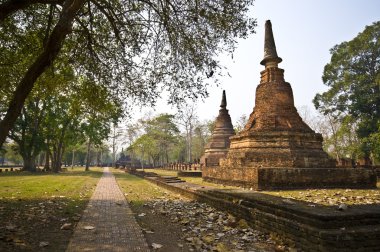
[66,168,150,252]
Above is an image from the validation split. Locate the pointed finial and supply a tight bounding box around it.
[260,20,282,67]
[220,90,227,109]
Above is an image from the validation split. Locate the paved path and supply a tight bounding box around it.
[66,168,150,252]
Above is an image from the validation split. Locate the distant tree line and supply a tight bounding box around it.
[124,111,215,166]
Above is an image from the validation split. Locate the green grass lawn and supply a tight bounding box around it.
[0,167,103,251]
[112,168,185,206]
[142,168,178,177]
[0,167,103,199]
[141,168,240,189]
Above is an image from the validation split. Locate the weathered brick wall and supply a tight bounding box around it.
[244,67,312,133]
[177,171,202,177]
[203,166,377,190]
[203,166,259,188]
[257,167,377,189]
[224,131,336,169]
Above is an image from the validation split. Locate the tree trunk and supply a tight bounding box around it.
[71,150,75,169]
[96,150,101,167]
[100,150,103,167]
[85,139,91,171]
[141,150,144,171]
[44,149,50,171]
[0,0,86,149]
[61,145,65,167]
[51,147,59,172]
[23,155,36,172]
[189,123,193,162]
[51,142,64,172]
[38,153,44,168]
[51,152,61,172]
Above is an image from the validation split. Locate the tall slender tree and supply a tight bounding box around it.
[176,104,198,162]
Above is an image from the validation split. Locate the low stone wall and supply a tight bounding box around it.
[203,166,377,190]
[164,163,203,171]
[132,172,380,251]
[0,167,22,173]
[177,171,202,177]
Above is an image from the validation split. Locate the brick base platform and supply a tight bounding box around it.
[202,167,377,190]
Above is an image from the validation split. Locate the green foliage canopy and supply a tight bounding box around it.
[0,0,256,147]
[314,21,380,157]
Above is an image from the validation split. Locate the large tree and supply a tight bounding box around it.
[191,119,212,161]
[6,62,75,172]
[8,97,47,172]
[133,113,179,165]
[313,21,380,160]
[0,0,256,148]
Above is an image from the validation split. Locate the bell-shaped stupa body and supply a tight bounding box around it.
[200,90,235,166]
[202,20,375,189]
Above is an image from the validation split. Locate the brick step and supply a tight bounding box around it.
[159,176,185,183]
[143,172,159,177]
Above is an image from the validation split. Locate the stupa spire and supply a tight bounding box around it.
[260,20,282,67]
[220,90,227,109]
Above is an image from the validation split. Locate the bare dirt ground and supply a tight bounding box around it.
[130,197,277,252]
[263,185,380,206]
[115,170,279,251]
[131,202,193,252]
[0,198,85,251]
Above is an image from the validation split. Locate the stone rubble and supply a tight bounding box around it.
[145,199,275,252]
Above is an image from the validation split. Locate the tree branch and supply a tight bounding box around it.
[0,0,64,22]
[74,16,102,62]
[0,0,86,148]
[90,0,125,47]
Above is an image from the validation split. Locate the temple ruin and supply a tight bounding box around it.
[200,90,235,167]
[202,20,376,189]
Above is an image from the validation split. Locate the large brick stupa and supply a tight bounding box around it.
[202,20,376,189]
[200,90,235,167]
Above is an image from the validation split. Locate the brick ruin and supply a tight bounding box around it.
[200,90,235,167]
[203,20,377,189]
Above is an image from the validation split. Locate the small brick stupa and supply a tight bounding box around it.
[200,90,235,167]
[202,20,376,189]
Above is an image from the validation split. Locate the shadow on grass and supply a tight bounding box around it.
[0,197,89,252]
[0,168,104,178]
[112,172,144,182]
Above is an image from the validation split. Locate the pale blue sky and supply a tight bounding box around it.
[140,0,380,123]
